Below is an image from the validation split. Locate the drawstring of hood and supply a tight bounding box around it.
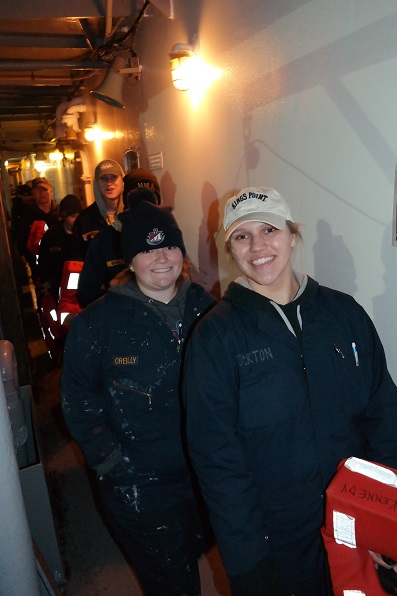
[236,271,308,341]
[270,300,302,340]
[270,273,306,339]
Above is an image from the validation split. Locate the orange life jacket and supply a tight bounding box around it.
[322,457,397,595]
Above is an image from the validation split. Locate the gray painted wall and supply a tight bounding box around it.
[81,1,397,381]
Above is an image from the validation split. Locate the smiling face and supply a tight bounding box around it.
[228,220,297,303]
[97,174,123,210]
[131,246,184,302]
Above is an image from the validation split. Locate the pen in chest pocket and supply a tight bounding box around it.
[333,342,359,366]
[352,342,359,366]
[333,343,344,358]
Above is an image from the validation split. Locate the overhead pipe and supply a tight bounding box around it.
[0,375,40,595]
[55,96,86,139]
[105,0,113,38]
[61,101,87,132]
[0,60,108,71]
[0,72,99,82]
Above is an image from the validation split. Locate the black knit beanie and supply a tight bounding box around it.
[59,194,83,219]
[125,187,159,209]
[123,168,161,206]
[119,202,186,264]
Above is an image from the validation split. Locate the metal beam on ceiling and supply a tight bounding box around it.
[0,35,95,49]
[0,60,108,71]
[1,0,139,19]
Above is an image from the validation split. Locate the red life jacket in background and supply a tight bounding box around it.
[57,261,84,334]
[26,220,48,263]
[38,292,63,365]
[322,457,397,595]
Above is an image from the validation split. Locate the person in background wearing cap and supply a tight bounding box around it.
[15,176,59,286]
[72,159,124,260]
[122,167,161,202]
[61,200,216,595]
[76,168,161,308]
[182,187,397,595]
[38,194,83,303]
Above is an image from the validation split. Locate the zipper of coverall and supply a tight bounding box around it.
[270,300,328,493]
[269,302,305,372]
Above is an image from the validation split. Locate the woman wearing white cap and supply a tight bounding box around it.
[183,187,397,595]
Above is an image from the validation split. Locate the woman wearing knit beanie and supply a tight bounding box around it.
[61,200,216,595]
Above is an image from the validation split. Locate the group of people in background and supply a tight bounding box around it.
[10,168,397,595]
[10,160,161,364]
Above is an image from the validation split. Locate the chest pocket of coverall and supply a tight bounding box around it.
[331,339,371,417]
[108,377,154,437]
[108,376,180,442]
[112,378,153,404]
[236,354,292,431]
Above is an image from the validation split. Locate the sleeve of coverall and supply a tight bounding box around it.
[77,234,108,308]
[360,309,397,469]
[183,322,270,578]
[61,312,121,474]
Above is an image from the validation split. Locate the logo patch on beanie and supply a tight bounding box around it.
[147,228,165,246]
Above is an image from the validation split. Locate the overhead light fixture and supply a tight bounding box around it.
[90,55,142,109]
[169,43,195,91]
[169,38,223,109]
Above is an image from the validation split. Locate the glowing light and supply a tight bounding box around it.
[49,151,63,162]
[34,161,47,173]
[186,57,223,109]
[170,38,222,108]
[171,54,194,91]
[84,126,115,143]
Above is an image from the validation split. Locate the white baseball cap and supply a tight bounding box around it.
[224,187,294,240]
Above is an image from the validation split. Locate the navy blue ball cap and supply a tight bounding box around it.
[123,168,161,206]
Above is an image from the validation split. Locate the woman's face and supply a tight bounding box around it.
[229,221,296,298]
[132,246,183,301]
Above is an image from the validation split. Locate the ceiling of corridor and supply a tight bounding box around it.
[0,0,170,156]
